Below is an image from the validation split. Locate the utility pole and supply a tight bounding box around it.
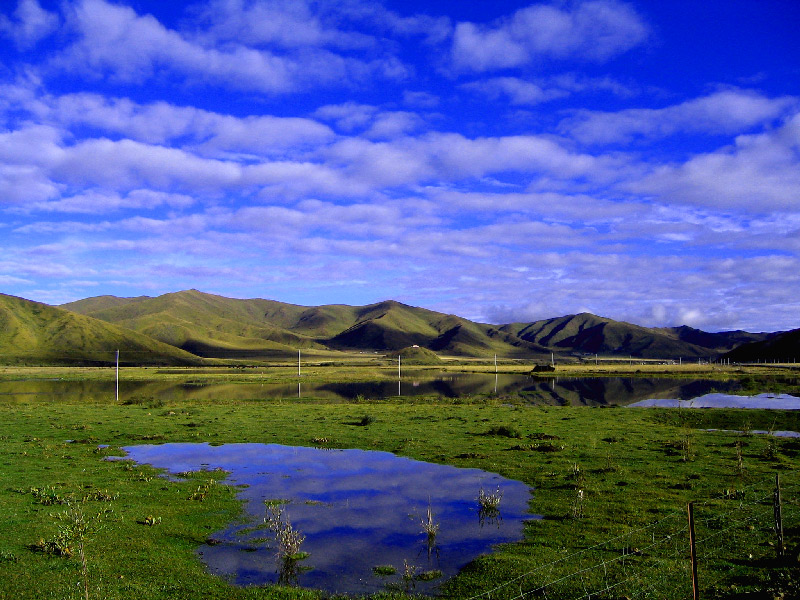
[298,349,301,377]
[398,354,401,397]
[115,349,119,403]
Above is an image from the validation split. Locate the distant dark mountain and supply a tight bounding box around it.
[659,325,773,353]
[501,313,712,359]
[722,328,799,363]
[0,293,201,366]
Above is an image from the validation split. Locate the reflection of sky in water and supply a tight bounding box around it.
[121,443,534,595]
[629,393,800,410]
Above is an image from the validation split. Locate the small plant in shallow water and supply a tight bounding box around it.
[419,504,439,542]
[373,565,397,576]
[417,569,443,581]
[478,486,503,526]
[402,559,418,592]
[478,486,503,510]
[265,504,306,560]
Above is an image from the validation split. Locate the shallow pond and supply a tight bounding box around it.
[0,374,743,405]
[629,392,800,410]
[120,443,534,595]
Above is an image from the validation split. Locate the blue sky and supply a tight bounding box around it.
[1,0,799,332]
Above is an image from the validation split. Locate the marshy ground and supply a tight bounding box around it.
[1,363,799,599]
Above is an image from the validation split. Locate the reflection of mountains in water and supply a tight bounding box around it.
[0,374,742,406]
[513,377,741,406]
[317,375,742,406]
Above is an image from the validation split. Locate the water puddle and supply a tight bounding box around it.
[628,393,800,410]
[119,443,534,595]
[704,429,800,438]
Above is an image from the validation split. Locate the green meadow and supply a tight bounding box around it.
[1,365,799,599]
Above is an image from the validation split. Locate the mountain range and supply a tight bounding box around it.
[0,289,793,365]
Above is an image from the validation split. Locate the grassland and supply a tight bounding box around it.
[1,364,799,599]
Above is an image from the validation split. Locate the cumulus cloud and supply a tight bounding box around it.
[51,138,242,191]
[461,77,568,105]
[462,74,637,106]
[313,102,379,132]
[450,0,648,72]
[630,112,800,211]
[37,93,335,154]
[562,89,797,145]
[24,189,196,214]
[192,0,370,49]
[53,0,408,94]
[0,0,59,50]
[479,251,800,331]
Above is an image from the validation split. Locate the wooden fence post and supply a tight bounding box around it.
[688,501,699,600]
[774,473,784,559]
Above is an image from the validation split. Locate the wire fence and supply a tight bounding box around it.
[465,474,799,600]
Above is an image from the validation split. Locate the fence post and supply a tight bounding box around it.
[774,473,784,559]
[688,501,700,600]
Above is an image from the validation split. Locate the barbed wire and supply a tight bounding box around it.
[463,474,797,600]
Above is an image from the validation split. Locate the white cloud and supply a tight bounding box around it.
[39,93,335,154]
[313,102,379,132]
[563,89,797,145]
[192,0,369,49]
[25,189,196,214]
[428,190,642,222]
[402,90,440,108]
[313,103,424,139]
[461,77,567,105]
[364,111,425,139]
[0,164,61,204]
[54,0,408,94]
[631,111,800,211]
[57,0,293,90]
[0,0,59,50]
[51,138,242,190]
[451,0,648,72]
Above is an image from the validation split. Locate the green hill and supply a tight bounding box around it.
[63,289,324,359]
[502,313,714,359]
[321,300,550,357]
[60,290,779,361]
[387,346,443,365]
[0,293,202,366]
[64,292,551,358]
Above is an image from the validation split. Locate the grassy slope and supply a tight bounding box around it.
[64,290,325,357]
[0,294,202,366]
[62,291,782,361]
[65,293,550,358]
